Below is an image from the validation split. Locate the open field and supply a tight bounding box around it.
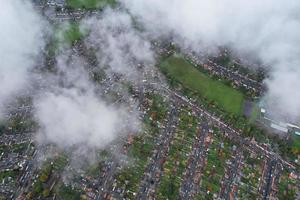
[54,22,85,45]
[50,22,85,54]
[66,0,115,9]
[160,55,245,115]
[291,135,300,155]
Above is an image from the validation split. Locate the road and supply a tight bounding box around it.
[137,108,179,199]
[219,145,244,200]
[153,84,295,171]
[185,52,263,95]
[180,122,210,199]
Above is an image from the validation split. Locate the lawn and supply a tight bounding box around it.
[66,0,115,9]
[58,22,87,45]
[50,22,85,54]
[63,23,82,44]
[0,170,18,181]
[249,103,260,122]
[160,55,245,115]
[291,134,300,155]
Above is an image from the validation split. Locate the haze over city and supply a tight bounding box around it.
[0,0,299,199]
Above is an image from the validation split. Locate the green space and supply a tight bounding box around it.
[56,183,82,200]
[66,0,115,10]
[0,145,8,154]
[114,129,157,199]
[0,170,19,182]
[186,55,260,99]
[49,22,89,56]
[32,162,53,198]
[12,142,29,154]
[52,154,69,171]
[160,55,245,115]
[237,151,262,199]
[6,115,37,133]
[290,135,300,156]
[249,103,260,122]
[113,93,170,199]
[277,170,299,200]
[30,153,70,199]
[0,122,5,135]
[199,131,234,198]
[0,143,32,155]
[157,108,197,200]
[85,161,104,177]
[160,54,273,145]
[211,53,265,83]
[63,23,83,45]
[52,22,84,50]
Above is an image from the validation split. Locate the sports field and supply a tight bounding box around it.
[160,55,245,115]
[66,0,115,9]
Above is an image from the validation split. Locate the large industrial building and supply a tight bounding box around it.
[259,100,300,136]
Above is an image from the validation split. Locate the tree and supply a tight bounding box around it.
[42,188,50,198]
[33,180,43,194]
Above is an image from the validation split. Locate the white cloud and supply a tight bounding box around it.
[34,53,139,153]
[82,8,154,82]
[35,88,123,148]
[124,0,300,121]
[0,0,47,116]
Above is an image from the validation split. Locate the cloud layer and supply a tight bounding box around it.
[4,0,300,162]
[33,8,151,156]
[82,8,155,82]
[35,88,122,148]
[124,0,300,121]
[0,0,46,116]
[34,53,139,154]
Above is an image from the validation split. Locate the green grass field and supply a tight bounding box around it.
[51,22,86,53]
[160,55,245,115]
[66,0,115,9]
[61,23,82,44]
[291,135,300,155]
[249,103,260,122]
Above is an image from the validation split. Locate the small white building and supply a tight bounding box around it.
[47,0,65,7]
